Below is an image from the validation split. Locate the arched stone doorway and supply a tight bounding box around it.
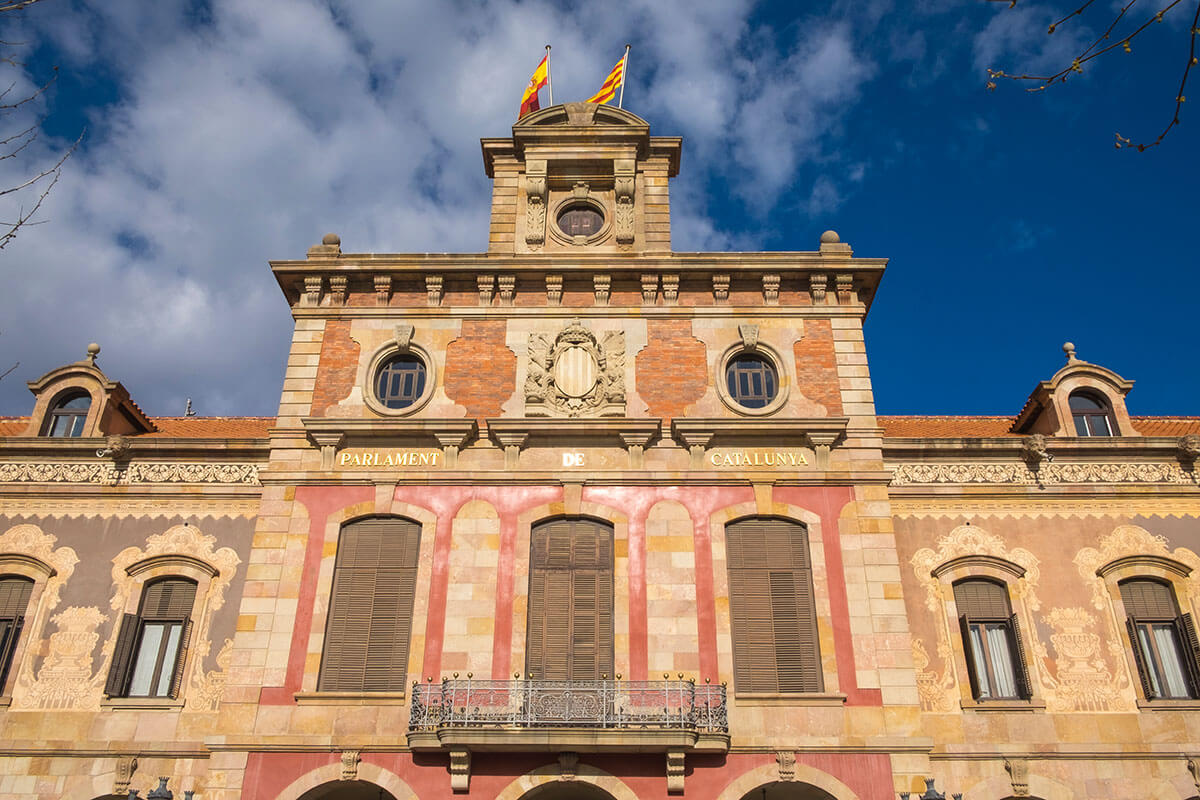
[520,783,617,800]
[297,781,399,800]
[737,783,838,800]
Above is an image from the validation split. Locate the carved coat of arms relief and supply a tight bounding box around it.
[525,319,626,417]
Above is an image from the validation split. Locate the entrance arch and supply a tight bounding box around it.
[297,781,399,800]
[520,783,618,800]
[735,783,837,800]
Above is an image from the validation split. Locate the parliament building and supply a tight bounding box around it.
[1,104,1198,800]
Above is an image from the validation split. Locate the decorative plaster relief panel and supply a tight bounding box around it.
[525,318,626,417]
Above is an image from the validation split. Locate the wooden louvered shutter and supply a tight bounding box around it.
[0,616,24,690]
[526,519,614,681]
[1120,579,1178,619]
[727,519,821,693]
[1126,616,1157,699]
[953,579,1010,620]
[1177,613,1200,697]
[0,577,33,617]
[106,613,140,696]
[1008,612,1033,699]
[959,615,982,699]
[319,517,420,691]
[141,579,197,619]
[169,618,193,699]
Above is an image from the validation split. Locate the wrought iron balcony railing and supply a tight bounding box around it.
[408,678,727,735]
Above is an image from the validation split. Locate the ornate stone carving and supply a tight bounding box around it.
[374,274,391,305]
[124,463,260,484]
[185,638,233,713]
[545,274,563,306]
[1020,434,1049,467]
[775,751,796,782]
[96,435,131,461]
[425,274,443,306]
[614,158,636,245]
[712,274,730,303]
[113,755,138,796]
[302,275,323,306]
[328,275,348,306]
[1041,607,1129,712]
[891,461,1195,486]
[640,273,658,304]
[17,606,106,709]
[593,274,611,305]
[912,636,954,712]
[763,274,780,305]
[498,274,515,306]
[340,750,361,781]
[809,273,827,303]
[525,319,626,418]
[738,324,759,351]
[1179,434,1200,464]
[1004,758,1029,797]
[525,159,547,248]
[477,274,495,305]
[661,274,679,305]
[1188,756,1200,795]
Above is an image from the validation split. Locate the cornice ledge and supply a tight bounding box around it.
[302,417,479,469]
[485,417,661,449]
[672,417,848,469]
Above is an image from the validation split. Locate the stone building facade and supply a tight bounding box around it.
[0,104,1197,800]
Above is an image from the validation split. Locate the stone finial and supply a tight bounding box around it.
[322,232,340,246]
[1063,341,1078,363]
[308,232,341,258]
[86,343,101,364]
[820,230,840,244]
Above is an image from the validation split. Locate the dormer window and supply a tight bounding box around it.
[42,392,91,437]
[1070,391,1116,437]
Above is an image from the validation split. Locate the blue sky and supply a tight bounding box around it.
[0,0,1196,418]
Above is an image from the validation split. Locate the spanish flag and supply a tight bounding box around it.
[586,54,625,105]
[519,54,549,119]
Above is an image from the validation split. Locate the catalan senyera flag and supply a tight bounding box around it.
[519,55,549,118]
[586,55,624,105]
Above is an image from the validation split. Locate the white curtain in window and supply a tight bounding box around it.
[1152,624,1190,698]
[987,626,1019,698]
[969,628,992,697]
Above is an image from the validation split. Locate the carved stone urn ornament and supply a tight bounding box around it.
[525,319,626,417]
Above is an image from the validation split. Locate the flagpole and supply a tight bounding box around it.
[617,43,630,109]
[545,44,553,106]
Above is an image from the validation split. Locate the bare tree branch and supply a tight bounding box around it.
[985,0,1199,150]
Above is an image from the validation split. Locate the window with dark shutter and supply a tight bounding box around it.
[953,578,1030,701]
[1120,578,1198,700]
[106,577,198,698]
[0,576,33,692]
[526,518,614,681]
[726,518,822,693]
[318,517,421,692]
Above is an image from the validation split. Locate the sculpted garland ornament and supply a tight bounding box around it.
[525,319,626,417]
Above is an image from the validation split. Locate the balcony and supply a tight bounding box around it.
[406,678,728,754]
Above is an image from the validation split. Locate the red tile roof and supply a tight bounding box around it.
[878,415,1200,438]
[0,416,275,439]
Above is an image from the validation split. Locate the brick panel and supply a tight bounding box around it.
[794,319,843,415]
[443,320,516,419]
[310,320,360,417]
[636,320,708,421]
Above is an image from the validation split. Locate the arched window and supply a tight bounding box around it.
[0,575,34,691]
[319,517,421,691]
[526,518,614,681]
[1069,390,1116,436]
[725,518,822,693]
[953,578,1031,701]
[42,391,91,437]
[106,577,197,698]
[1120,578,1200,700]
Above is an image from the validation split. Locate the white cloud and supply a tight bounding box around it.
[0,0,885,416]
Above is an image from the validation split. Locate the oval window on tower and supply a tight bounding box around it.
[557,205,604,238]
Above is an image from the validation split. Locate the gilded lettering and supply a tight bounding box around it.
[419,453,432,466]
[339,452,352,466]
[723,454,734,467]
[710,453,722,466]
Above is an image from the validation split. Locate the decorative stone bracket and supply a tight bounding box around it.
[487,418,662,470]
[450,749,471,792]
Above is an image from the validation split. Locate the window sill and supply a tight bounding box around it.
[0,696,10,709]
[733,692,846,706]
[960,698,1046,712]
[101,696,185,710]
[1136,698,1200,710]
[294,691,408,705]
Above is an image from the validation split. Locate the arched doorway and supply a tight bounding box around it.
[737,783,838,800]
[297,781,398,800]
[521,783,617,800]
